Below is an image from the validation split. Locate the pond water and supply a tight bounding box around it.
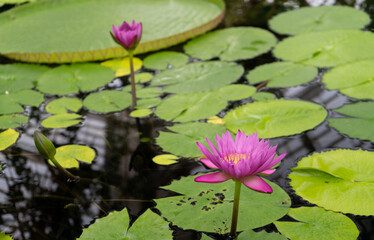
[1,0,374,239]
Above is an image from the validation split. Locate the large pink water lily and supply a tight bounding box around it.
[195,130,287,193]
[111,20,142,51]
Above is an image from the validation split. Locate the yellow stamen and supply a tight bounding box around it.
[223,153,248,164]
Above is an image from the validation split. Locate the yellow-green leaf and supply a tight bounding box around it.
[101,57,142,77]
[0,129,19,151]
[54,145,95,168]
[152,154,179,165]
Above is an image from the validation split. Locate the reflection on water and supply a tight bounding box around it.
[1,0,374,239]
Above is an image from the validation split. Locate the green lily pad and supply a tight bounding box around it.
[130,108,153,118]
[247,62,318,88]
[83,90,132,113]
[0,64,49,94]
[0,129,19,151]
[37,64,114,95]
[269,6,370,35]
[78,208,172,240]
[184,27,277,61]
[290,149,374,215]
[155,84,256,122]
[322,59,374,99]
[135,72,153,83]
[150,61,244,94]
[273,30,374,67]
[0,0,224,63]
[252,92,276,101]
[0,89,44,115]
[41,113,82,129]
[152,154,179,165]
[123,85,163,99]
[136,98,162,109]
[143,51,189,70]
[0,114,28,129]
[238,230,287,240]
[328,101,374,142]
[274,207,359,240]
[101,57,142,77]
[45,98,82,114]
[155,174,291,233]
[54,145,95,168]
[156,122,227,158]
[0,232,14,240]
[224,99,327,138]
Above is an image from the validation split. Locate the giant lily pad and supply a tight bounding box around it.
[289,149,374,215]
[54,145,95,168]
[223,99,327,138]
[273,30,374,67]
[184,27,277,61]
[0,129,19,151]
[0,0,224,63]
[83,90,132,113]
[0,64,49,94]
[322,59,374,99]
[143,51,189,70]
[327,101,374,142]
[155,174,291,233]
[0,89,44,115]
[269,6,370,35]
[78,208,172,240]
[156,122,227,158]
[246,62,318,88]
[155,84,256,122]
[150,61,244,94]
[274,207,359,240]
[37,64,114,95]
[0,114,28,129]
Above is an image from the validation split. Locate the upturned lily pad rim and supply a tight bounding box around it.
[1,0,225,63]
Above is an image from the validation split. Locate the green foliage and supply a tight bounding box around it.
[0,114,28,129]
[130,108,153,118]
[135,72,153,83]
[274,207,359,240]
[152,154,179,165]
[224,99,327,138]
[269,6,370,35]
[184,27,277,61]
[45,98,82,114]
[322,59,374,99]
[41,113,82,129]
[247,62,318,88]
[0,90,44,115]
[328,101,374,142]
[78,208,172,240]
[155,85,256,122]
[155,174,291,233]
[83,90,132,113]
[37,64,114,95]
[0,232,14,240]
[143,51,189,70]
[290,149,374,215]
[0,129,19,151]
[238,230,287,240]
[150,61,244,94]
[156,122,227,158]
[252,92,276,101]
[54,145,95,168]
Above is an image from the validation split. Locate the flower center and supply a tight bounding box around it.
[223,153,248,164]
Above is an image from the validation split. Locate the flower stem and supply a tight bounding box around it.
[50,156,79,181]
[129,51,137,108]
[230,180,242,238]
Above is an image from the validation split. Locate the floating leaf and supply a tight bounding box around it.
[143,51,189,70]
[269,6,370,35]
[155,174,290,233]
[37,64,114,95]
[130,109,153,118]
[155,84,256,122]
[54,145,95,168]
[135,72,153,83]
[41,113,82,129]
[0,89,44,115]
[274,207,359,240]
[238,230,287,240]
[0,232,14,240]
[156,122,227,158]
[184,27,277,61]
[290,149,374,215]
[0,0,224,63]
[0,129,19,151]
[78,208,172,240]
[273,30,374,67]
[136,98,162,109]
[123,85,163,99]
[224,99,327,138]
[247,62,318,88]
[0,64,49,94]
[207,116,225,125]
[322,59,374,99]
[150,61,244,94]
[83,90,131,113]
[252,92,276,101]
[101,57,142,77]
[152,154,179,165]
[0,114,28,129]
[328,101,374,142]
[45,98,82,114]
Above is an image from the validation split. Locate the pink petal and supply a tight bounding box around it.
[196,142,214,160]
[194,172,232,183]
[239,175,273,193]
[200,158,218,169]
[260,169,276,175]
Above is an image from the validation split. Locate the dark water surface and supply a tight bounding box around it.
[1,0,374,239]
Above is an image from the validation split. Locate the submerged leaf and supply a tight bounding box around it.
[54,145,95,168]
[143,51,189,70]
[0,129,19,151]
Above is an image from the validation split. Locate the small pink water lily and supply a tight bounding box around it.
[111,20,142,51]
[195,130,287,193]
